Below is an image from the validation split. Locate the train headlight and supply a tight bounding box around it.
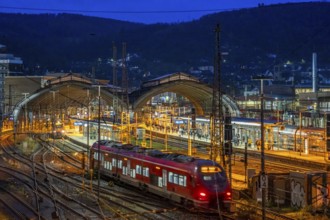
[198,191,208,201]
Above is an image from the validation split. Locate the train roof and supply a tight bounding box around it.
[92,141,223,171]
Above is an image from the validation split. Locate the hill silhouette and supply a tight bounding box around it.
[0,2,330,86]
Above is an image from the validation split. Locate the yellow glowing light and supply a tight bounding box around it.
[201,166,220,173]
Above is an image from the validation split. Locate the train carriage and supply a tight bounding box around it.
[90,141,233,211]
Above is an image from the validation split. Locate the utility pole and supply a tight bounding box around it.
[224,109,233,188]
[112,42,118,124]
[149,113,152,148]
[187,117,192,156]
[97,85,101,201]
[0,64,6,137]
[210,24,224,166]
[121,42,129,111]
[22,93,30,131]
[50,91,57,137]
[121,42,130,144]
[164,115,168,151]
[86,89,90,170]
[252,75,272,220]
[91,84,106,200]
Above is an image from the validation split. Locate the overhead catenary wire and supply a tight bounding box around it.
[0,5,239,14]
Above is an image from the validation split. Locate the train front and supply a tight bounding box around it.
[193,160,233,212]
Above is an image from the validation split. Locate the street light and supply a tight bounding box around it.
[252,75,272,220]
[239,127,248,183]
[86,89,90,167]
[22,92,29,131]
[164,115,168,151]
[149,113,153,148]
[187,116,192,156]
[275,97,280,123]
[97,86,101,201]
[299,111,303,156]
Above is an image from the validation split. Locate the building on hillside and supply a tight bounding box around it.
[0,45,23,76]
[1,44,24,126]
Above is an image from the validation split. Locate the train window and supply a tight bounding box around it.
[143,167,149,177]
[123,166,127,175]
[168,172,173,183]
[118,160,123,168]
[94,152,98,160]
[112,158,117,167]
[158,177,163,187]
[104,161,111,170]
[173,174,179,184]
[136,165,142,174]
[130,169,136,178]
[178,175,187,187]
[201,166,221,173]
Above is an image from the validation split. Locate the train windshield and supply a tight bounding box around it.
[200,165,226,183]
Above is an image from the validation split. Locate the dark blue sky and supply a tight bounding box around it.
[0,0,323,23]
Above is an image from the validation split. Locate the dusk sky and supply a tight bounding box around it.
[0,0,323,23]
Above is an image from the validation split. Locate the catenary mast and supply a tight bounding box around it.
[210,24,225,166]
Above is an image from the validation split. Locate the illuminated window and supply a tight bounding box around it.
[112,158,117,167]
[173,174,178,184]
[168,172,173,183]
[118,160,123,169]
[158,177,163,187]
[201,166,221,173]
[143,167,149,177]
[130,168,136,178]
[123,166,127,175]
[136,165,142,174]
[179,175,187,186]
[103,161,112,170]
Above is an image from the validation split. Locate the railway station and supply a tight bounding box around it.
[1,70,330,219]
[1,2,330,219]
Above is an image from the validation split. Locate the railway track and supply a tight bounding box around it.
[2,133,223,219]
[4,131,321,220]
[0,134,106,219]
[0,171,43,220]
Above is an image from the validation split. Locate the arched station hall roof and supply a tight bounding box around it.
[130,72,240,116]
[12,73,119,122]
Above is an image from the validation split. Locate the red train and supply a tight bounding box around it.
[90,140,233,211]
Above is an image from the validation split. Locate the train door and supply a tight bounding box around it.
[127,160,131,177]
[101,153,104,167]
[160,169,167,190]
